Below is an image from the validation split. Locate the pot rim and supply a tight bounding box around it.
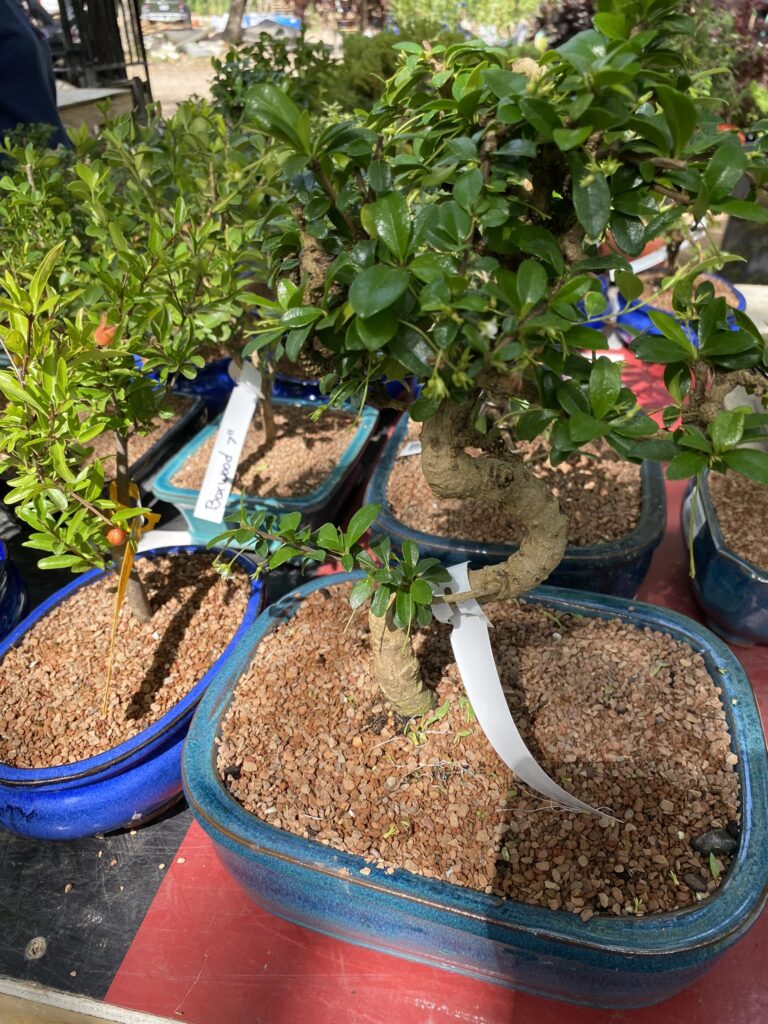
[0,544,263,786]
[183,572,768,960]
[151,395,378,515]
[689,471,768,584]
[364,414,666,566]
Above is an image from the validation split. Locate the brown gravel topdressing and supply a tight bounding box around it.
[171,403,356,497]
[87,394,196,475]
[640,272,739,313]
[0,553,250,768]
[709,472,768,569]
[387,426,642,547]
[218,585,739,919]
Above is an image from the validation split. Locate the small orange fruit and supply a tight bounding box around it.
[106,527,127,547]
[93,314,116,348]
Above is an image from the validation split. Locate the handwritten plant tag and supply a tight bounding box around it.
[432,562,613,818]
[193,361,262,524]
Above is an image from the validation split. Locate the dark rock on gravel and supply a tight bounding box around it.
[683,873,709,894]
[691,829,738,856]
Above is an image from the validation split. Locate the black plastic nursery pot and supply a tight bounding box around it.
[364,415,667,599]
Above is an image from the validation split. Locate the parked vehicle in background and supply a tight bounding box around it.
[141,1,191,25]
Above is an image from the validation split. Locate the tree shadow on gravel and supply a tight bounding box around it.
[123,566,219,722]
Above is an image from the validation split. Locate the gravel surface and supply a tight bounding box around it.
[171,403,356,497]
[640,272,739,313]
[87,394,195,474]
[218,584,739,919]
[387,426,642,547]
[709,471,768,568]
[0,553,250,768]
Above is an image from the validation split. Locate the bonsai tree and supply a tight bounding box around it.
[216,0,768,718]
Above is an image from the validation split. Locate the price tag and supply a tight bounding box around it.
[193,361,262,524]
[432,562,614,818]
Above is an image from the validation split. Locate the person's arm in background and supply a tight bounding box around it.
[0,0,70,148]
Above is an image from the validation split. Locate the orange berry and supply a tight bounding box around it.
[106,527,127,547]
[93,314,116,348]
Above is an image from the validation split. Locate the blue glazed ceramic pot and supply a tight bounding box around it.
[152,396,379,546]
[364,416,666,598]
[173,357,238,417]
[683,472,768,646]
[183,573,768,1009]
[616,273,746,344]
[0,546,263,841]
[0,540,27,642]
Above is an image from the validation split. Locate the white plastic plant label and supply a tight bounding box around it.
[432,562,612,817]
[398,439,422,458]
[193,360,262,524]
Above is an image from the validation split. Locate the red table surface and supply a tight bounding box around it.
[104,473,768,1024]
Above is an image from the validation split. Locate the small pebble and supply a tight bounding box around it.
[683,873,708,894]
[691,829,738,857]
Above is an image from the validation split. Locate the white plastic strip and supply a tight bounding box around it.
[193,361,262,524]
[137,529,193,552]
[398,439,422,458]
[432,562,611,817]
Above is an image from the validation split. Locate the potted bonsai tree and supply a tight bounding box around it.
[180,1,768,1007]
[0,251,264,841]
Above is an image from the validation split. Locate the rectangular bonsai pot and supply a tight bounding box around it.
[182,576,768,1009]
[151,396,379,546]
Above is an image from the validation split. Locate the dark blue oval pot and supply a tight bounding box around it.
[0,545,263,841]
[683,472,768,645]
[0,540,27,642]
[183,573,768,1009]
[152,396,379,547]
[616,273,746,345]
[365,416,666,598]
[173,357,237,417]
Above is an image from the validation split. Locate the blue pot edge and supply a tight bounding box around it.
[183,570,768,960]
[688,472,768,583]
[151,396,379,515]
[364,414,667,565]
[0,544,264,787]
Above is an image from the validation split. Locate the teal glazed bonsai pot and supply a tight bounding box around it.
[152,396,379,546]
[683,472,768,646]
[365,415,666,598]
[183,574,768,1009]
[0,545,264,841]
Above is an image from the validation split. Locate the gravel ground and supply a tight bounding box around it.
[709,471,768,568]
[218,584,739,919]
[0,553,250,768]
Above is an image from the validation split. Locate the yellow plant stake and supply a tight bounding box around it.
[102,482,160,716]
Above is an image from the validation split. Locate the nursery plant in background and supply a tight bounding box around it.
[0,251,262,840]
[182,0,768,1007]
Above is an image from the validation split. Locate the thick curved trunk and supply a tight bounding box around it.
[369,398,568,716]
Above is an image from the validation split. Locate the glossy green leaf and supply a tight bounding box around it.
[589,357,621,419]
[721,448,768,485]
[364,193,411,262]
[348,266,410,318]
[516,259,547,308]
[574,172,610,239]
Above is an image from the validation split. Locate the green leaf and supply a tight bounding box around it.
[647,311,694,351]
[568,411,609,443]
[348,266,410,318]
[453,168,483,210]
[574,172,610,238]
[401,539,418,570]
[666,451,708,479]
[703,143,747,200]
[346,503,380,545]
[29,242,65,309]
[364,193,411,262]
[710,410,745,453]
[655,85,697,158]
[37,553,83,570]
[349,577,373,609]
[370,584,391,618]
[712,200,768,224]
[516,260,548,308]
[589,357,621,419]
[631,334,694,364]
[394,589,414,630]
[410,579,432,605]
[552,126,592,151]
[316,522,341,551]
[615,270,644,302]
[721,448,768,485]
